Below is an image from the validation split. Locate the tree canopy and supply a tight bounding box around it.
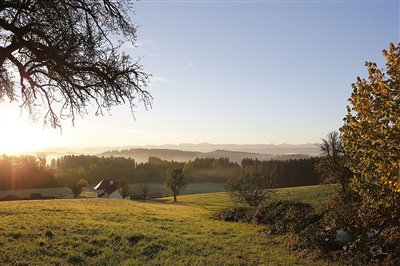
[164,168,187,202]
[341,42,399,223]
[0,0,151,128]
[65,178,88,198]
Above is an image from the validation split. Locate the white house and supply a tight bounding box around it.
[93,179,123,199]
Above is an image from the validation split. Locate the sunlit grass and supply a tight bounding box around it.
[0,182,226,199]
[0,185,336,265]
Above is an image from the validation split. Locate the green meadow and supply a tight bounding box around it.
[0,185,336,265]
[0,182,226,199]
[130,182,226,196]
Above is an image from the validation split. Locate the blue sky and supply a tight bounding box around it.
[0,0,399,152]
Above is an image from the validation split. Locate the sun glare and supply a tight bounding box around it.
[0,109,46,154]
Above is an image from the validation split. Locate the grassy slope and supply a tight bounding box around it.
[130,182,226,196]
[0,183,226,199]
[0,185,335,265]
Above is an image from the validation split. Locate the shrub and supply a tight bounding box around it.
[225,164,275,208]
[255,200,323,234]
[216,200,322,234]
[341,42,400,225]
[65,178,88,198]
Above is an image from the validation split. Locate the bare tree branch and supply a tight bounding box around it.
[0,0,151,128]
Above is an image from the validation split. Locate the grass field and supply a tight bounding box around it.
[0,185,336,265]
[131,182,226,196]
[0,182,226,199]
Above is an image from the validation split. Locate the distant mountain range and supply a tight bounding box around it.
[37,143,321,164]
[99,144,320,163]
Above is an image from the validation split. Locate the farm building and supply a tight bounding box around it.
[93,179,123,199]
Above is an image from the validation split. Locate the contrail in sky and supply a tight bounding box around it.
[186,55,195,69]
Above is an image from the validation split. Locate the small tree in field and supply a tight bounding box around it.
[314,131,353,193]
[165,168,187,202]
[225,165,275,208]
[66,178,88,198]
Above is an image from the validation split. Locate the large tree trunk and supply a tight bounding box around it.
[173,194,177,202]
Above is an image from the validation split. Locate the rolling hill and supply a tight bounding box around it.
[0,185,336,265]
[37,143,320,164]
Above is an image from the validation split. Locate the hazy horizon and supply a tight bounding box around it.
[2,142,321,157]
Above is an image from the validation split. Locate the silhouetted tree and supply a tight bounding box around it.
[314,131,352,193]
[0,0,151,128]
[225,164,275,208]
[66,178,88,198]
[36,153,47,169]
[165,168,187,202]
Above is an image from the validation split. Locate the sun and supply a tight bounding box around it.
[0,108,47,154]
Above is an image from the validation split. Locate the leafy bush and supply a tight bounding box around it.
[341,42,400,225]
[216,200,322,234]
[291,43,400,265]
[65,178,88,198]
[255,200,323,234]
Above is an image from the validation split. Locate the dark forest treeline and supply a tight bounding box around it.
[241,158,320,188]
[0,155,61,190]
[1,154,321,190]
[56,155,137,185]
[99,148,312,164]
[55,155,240,184]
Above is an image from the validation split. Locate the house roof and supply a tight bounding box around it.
[97,184,119,197]
[105,184,118,194]
[93,179,115,190]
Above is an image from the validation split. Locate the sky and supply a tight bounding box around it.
[0,0,399,153]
